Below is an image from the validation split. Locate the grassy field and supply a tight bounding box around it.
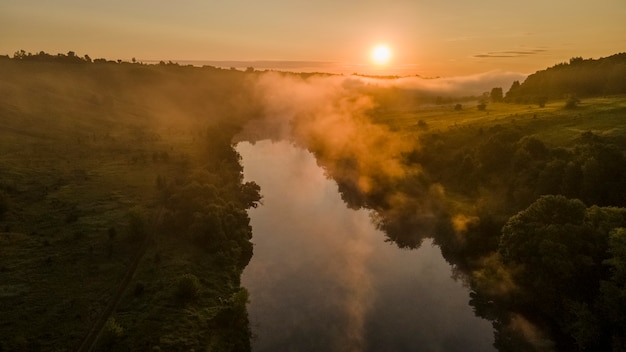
[373,95,626,148]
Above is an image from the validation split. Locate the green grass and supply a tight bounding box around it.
[373,95,626,148]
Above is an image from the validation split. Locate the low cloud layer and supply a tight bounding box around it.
[356,70,527,96]
[474,49,547,58]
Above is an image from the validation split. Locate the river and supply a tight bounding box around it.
[238,139,495,352]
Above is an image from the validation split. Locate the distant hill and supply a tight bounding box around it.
[506,52,626,103]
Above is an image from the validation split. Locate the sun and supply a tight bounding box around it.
[371,45,392,65]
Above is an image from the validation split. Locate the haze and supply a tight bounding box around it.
[2,0,624,76]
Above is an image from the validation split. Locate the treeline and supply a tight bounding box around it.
[0,54,261,351]
[416,128,626,213]
[505,53,626,103]
[8,49,130,64]
[156,122,261,271]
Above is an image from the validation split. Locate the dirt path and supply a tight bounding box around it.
[76,209,162,352]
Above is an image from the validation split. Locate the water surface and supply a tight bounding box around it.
[238,140,494,352]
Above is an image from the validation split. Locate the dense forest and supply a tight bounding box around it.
[411,127,626,351]
[1,51,626,351]
[0,53,261,351]
[505,53,626,103]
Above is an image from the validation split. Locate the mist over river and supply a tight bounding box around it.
[238,140,494,352]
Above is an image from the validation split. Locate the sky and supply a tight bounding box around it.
[1,0,625,76]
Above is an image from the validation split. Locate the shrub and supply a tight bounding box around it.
[176,273,201,302]
[536,96,548,108]
[565,95,580,109]
[98,318,125,351]
[417,120,429,130]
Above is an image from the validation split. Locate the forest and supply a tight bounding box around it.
[504,52,626,103]
[0,53,261,351]
[1,51,626,351]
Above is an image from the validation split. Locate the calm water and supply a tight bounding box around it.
[238,140,494,352]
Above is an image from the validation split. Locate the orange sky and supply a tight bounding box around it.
[1,0,624,76]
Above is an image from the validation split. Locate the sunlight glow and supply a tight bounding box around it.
[371,45,392,65]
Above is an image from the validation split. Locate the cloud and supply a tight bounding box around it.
[474,49,547,58]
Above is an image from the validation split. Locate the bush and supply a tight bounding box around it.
[417,120,429,130]
[536,96,548,107]
[98,318,125,351]
[175,273,201,302]
[565,95,580,109]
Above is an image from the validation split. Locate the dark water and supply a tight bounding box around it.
[238,140,494,352]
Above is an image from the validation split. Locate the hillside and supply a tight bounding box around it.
[0,58,260,351]
[506,53,626,103]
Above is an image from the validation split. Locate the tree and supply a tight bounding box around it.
[565,94,580,109]
[599,228,626,349]
[13,50,27,59]
[98,318,125,351]
[505,80,521,102]
[569,56,584,65]
[490,87,503,102]
[536,96,548,108]
[176,273,201,303]
[500,196,594,300]
[239,181,262,208]
[500,195,626,346]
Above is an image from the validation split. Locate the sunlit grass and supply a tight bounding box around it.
[375,95,626,147]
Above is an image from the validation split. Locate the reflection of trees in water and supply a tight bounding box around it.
[305,126,626,351]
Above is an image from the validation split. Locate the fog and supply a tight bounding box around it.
[238,70,515,248]
[352,70,527,96]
